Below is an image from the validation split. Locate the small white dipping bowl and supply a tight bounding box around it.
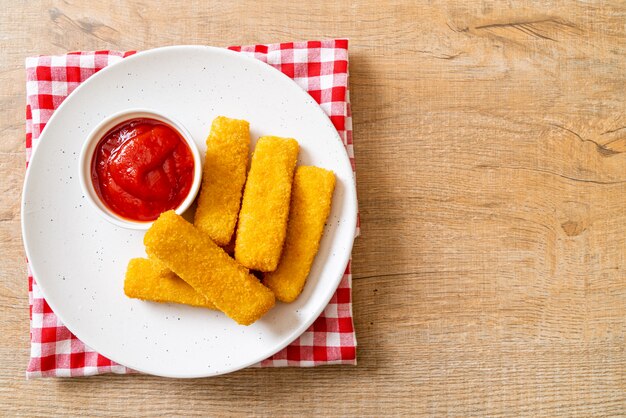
[78,109,202,230]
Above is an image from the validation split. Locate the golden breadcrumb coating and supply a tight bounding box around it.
[235,136,299,271]
[264,167,335,302]
[144,210,275,325]
[124,258,216,309]
[194,116,250,246]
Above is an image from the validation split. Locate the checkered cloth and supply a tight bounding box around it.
[25,39,358,377]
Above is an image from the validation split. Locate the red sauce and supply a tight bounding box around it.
[91,118,195,222]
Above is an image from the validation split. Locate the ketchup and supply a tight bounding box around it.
[91,118,195,222]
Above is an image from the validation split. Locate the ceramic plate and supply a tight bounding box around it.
[21,46,357,378]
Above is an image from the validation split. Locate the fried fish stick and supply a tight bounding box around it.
[194,116,250,246]
[144,210,275,325]
[235,136,299,271]
[264,167,336,302]
[124,258,216,309]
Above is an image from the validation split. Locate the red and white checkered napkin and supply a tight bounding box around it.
[25,40,358,377]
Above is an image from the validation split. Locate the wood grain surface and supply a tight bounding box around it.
[1,1,625,416]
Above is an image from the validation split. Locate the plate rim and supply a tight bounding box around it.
[21,45,357,378]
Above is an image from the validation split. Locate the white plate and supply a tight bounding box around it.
[21,46,357,378]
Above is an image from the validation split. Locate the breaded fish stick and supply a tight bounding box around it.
[124,258,216,309]
[235,136,299,271]
[194,116,250,246]
[144,211,275,325]
[264,167,336,302]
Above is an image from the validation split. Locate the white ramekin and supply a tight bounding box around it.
[78,108,202,230]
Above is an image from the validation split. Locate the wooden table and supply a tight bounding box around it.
[1,1,624,416]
